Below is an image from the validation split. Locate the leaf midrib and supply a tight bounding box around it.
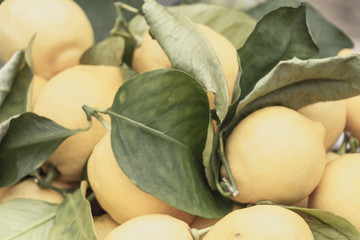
[108,110,192,153]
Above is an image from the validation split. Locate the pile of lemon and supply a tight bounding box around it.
[1,0,360,239]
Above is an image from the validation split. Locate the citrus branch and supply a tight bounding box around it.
[191,226,212,240]
[82,105,110,131]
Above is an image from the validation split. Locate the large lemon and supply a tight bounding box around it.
[308,153,360,231]
[132,24,239,108]
[33,65,123,183]
[203,205,314,240]
[298,100,347,149]
[87,131,195,225]
[0,0,94,79]
[222,106,326,205]
[104,214,193,240]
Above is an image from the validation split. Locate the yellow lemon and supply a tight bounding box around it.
[345,95,360,140]
[33,65,123,183]
[132,24,239,108]
[203,205,314,240]
[337,48,356,56]
[308,153,360,231]
[0,177,73,204]
[29,75,47,109]
[105,214,193,240]
[298,100,347,149]
[87,131,195,225]
[0,0,94,79]
[93,214,119,240]
[222,106,326,205]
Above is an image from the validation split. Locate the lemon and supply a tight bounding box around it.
[105,214,193,240]
[0,177,72,204]
[203,205,313,240]
[29,75,47,109]
[0,0,94,79]
[337,48,356,56]
[87,131,195,225]
[345,95,360,140]
[308,153,360,231]
[132,24,239,108]
[93,214,119,240]
[222,106,326,205]
[298,100,347,149]
[33,65,123,183]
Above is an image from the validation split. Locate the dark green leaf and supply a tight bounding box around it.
[74,0,144,42]
[0,112,86,187]
[238,3,319,101]
[49,182,96,240]
[142,0,230,123]
[246,0,354,57]
[80,36,125,66]
[0,52,33,123]
[285,206,360,240]
[0,198,57,240]
[234,54,360,125]
[108,69,232,217]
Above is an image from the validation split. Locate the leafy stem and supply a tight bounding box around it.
[82,105,110,131]
[216,130,239,197]
[337,131,359,155]
[110,2,140,39]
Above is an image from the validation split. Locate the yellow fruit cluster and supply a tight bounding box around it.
[1,0,360,238]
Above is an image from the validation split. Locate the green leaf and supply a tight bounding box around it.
[0,52,33,123]
[0,198,57,240]
[246,0,354,58]
[285,206,360,240]
[74,0,144,42]
[108,69,232,217]
[233,54,360,126]
[142,0,230,123]
[49,182,96,240]
[80,36,125,66]
[129,3,256,49]
[238,3,319,101]
[0,112,87,187]
[0,51,24,107]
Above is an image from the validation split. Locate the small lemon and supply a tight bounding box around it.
[345,95,360,140]
[0,177,73,204]
[203,205,314,240]
[0,0,94,79]
[222,106,326,205]
[87,131,195,225]
[308,153,360,231]
[33,65,123,183]
[105,214,193,240]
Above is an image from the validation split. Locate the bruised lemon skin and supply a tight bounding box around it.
[203,205,314,240]
[222,106,326,205]
[33,65,123,183]
[87,131,195,225]
[0,0,94,80]
[105,214,193,240]
[298,100,347,150]
[308,153,360,231]
[132,24,239,108]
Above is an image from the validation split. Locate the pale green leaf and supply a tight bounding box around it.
[0,198,57,240]
[49,182,96,240]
